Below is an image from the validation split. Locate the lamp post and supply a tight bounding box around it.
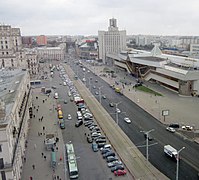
[176,147,185,180]
[144,129,154,161]
[98,86,103,104]
[115,102,122,125]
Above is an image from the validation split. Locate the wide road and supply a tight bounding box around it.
[43,62,129,180]
[71,61,199,180]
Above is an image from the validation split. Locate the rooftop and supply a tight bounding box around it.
[0,68,27,123]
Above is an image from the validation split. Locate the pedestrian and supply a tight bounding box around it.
[43,126,45,131]
[30,176,33,180]
[56,147,58,151]
[38,132,40,136]
[38,105,39,108]
[39,118,40,122]
[34,144,37,149]
[33,115,35,118]
[44,155,46,160]
[42,152,44,157]
[36,109,38,112]
[57,175,59,179]
[24,157,26,162]
[43,100,45,103]
[32,164,35,170]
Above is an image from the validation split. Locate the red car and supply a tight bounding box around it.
[114,169,127,176]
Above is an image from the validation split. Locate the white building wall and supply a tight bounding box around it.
[98,19,126,64]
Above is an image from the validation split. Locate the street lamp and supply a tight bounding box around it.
[176,147,185,180]
[144,129,154,161]
[98,86,103,104]
[88,77,92,90]
[115,102,122,125]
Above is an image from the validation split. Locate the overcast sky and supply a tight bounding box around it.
[1,0,199,36]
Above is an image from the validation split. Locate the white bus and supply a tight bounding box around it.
[65,143,78,179]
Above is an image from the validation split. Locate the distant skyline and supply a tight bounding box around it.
[1,0,199,36]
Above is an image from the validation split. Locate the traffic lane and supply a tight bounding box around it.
[80,67,199,178]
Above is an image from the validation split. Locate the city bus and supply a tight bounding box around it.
[65,143,78,179]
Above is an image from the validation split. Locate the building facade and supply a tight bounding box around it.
[37,43,66,62]
[0,68,31,180]
[0,25,26,68]
[36,35,47,46]
[25,49,38,77]
[98,18,126,64]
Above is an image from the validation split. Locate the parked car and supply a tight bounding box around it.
[75,120,83,127]
[182,125,193,131]
[106,156,118,163]
[108,161,123,168]
[169,123,180,128]
[96,139,106,144]
[98,143,106,148]
[111,165,124,172]
[166,127,176,133]
[114,170,127,176]
[103,151,115,158]
[116,108,121,113]
[92,142,98,152]
[101,149,111,155]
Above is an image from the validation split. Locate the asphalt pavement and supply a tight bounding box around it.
[83,63,199,142]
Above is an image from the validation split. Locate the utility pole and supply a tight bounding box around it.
[115,102,122,124]
[98,86,103,104]
[145,129,154,161]
[176,147,185,180]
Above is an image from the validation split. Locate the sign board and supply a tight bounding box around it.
[162,110,169,116]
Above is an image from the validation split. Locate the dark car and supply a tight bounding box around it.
[169,123,180,128]
[75,120,83,127]
[96,139,106,144]
[92,142,98,152]
[109,103,114,107]
[98,143,106,148]
[101,149,111,155]
[111,165,124,172]
[103,151,115,158]
[84,121,93,126]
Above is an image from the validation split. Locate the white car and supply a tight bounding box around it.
[124,117,131,123]
[68,114,72,120]
[116,108,121,113]
[82,78,86,82]
[166,127,176,133]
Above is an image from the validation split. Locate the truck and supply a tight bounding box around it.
[164,145,177,161]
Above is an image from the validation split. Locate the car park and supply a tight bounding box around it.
[114,170,127,176]
[166,127,176,133]
[75,120,83,127]
[92,142,98,152]
[124,117,131,123]
[111,165,124,172]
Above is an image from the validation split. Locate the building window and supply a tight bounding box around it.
[1,46,3,49]
[5,41,7,44]
[5,45,8,49]
[2,52,4,55]
[6,52,8,55]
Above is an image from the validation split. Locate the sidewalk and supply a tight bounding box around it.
[21,89,65,180]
